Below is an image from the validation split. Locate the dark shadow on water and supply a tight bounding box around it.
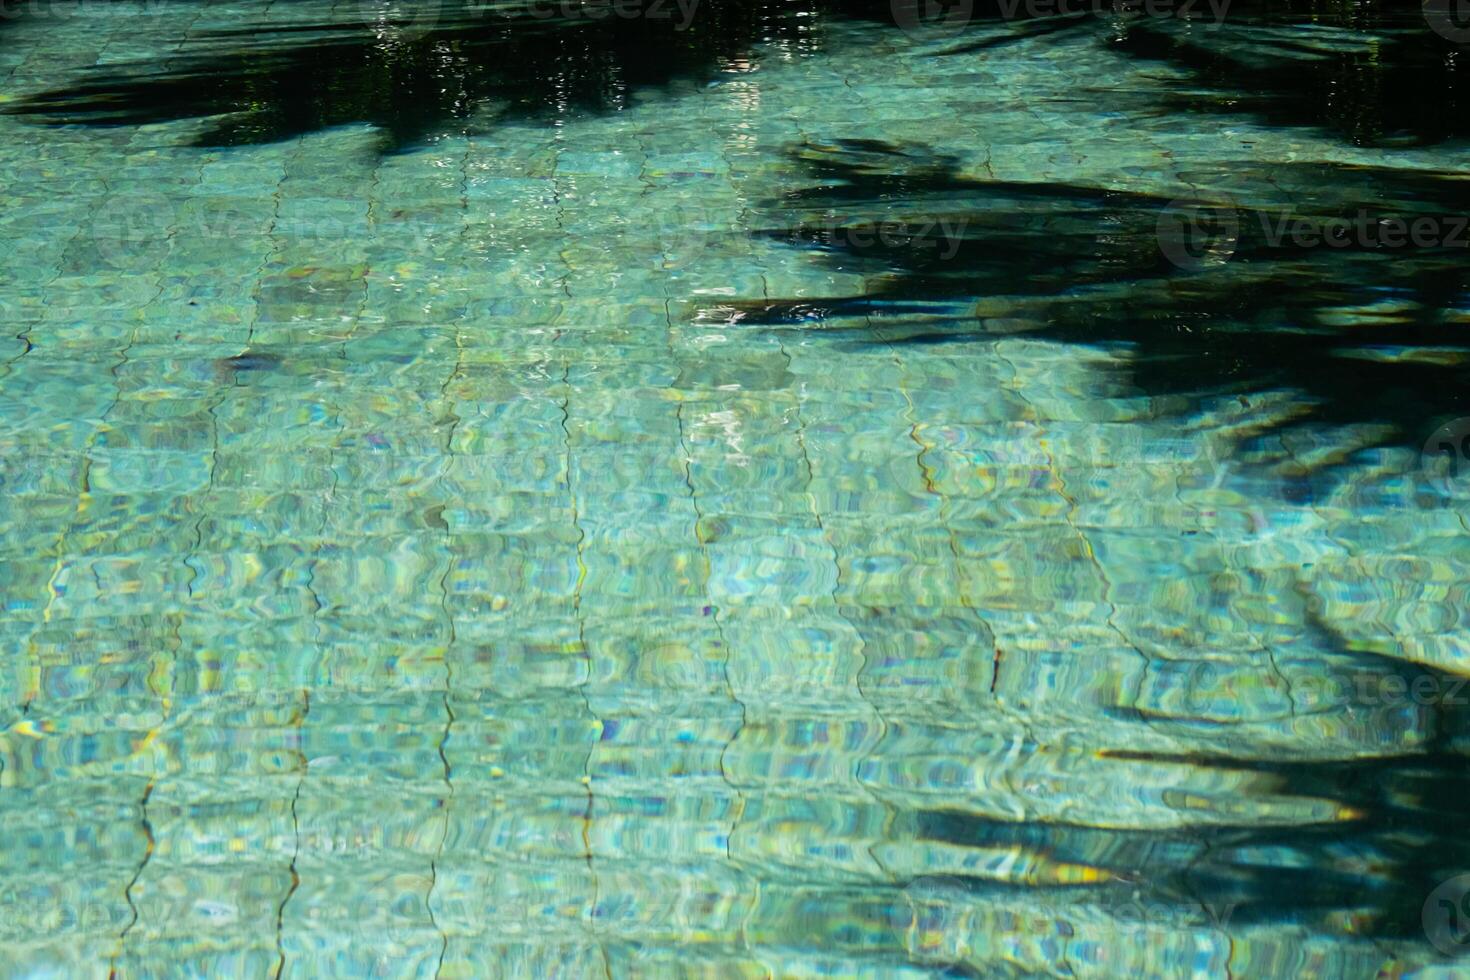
[725,139,1470,479]
[895,625,1470,952]
[1,0,843,151]
[5,0,1466,150]
[909,741,1470,941]
[1111,3,1470,148]
[730,141,1470,950]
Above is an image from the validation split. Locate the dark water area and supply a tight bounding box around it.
[6,0,1468,150]
[732,140,1470,475]
[1112,3,1470,148]
[4,0,839,149]
[916,742,1470,938]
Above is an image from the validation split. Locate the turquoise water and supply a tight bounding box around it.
[2,1,1469,976]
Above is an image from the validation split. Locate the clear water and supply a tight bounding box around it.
[2,2,1469,976]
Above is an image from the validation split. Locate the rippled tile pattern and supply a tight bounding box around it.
[1,2,1468,977]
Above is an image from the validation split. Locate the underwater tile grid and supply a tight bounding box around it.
[1,0,1469,976]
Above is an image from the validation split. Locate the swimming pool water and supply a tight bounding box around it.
[1,1,1468,976]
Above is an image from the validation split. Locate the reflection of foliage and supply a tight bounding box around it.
[1112,1,1469,147]
[3,0,838,150]
[808,179,1470,938]
[854,0,1469,146]
[729,140,1470,475]
[911,733,1470,942]
[6,0,1466,149]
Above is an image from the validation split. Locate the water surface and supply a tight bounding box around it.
[1,1,1468,976]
